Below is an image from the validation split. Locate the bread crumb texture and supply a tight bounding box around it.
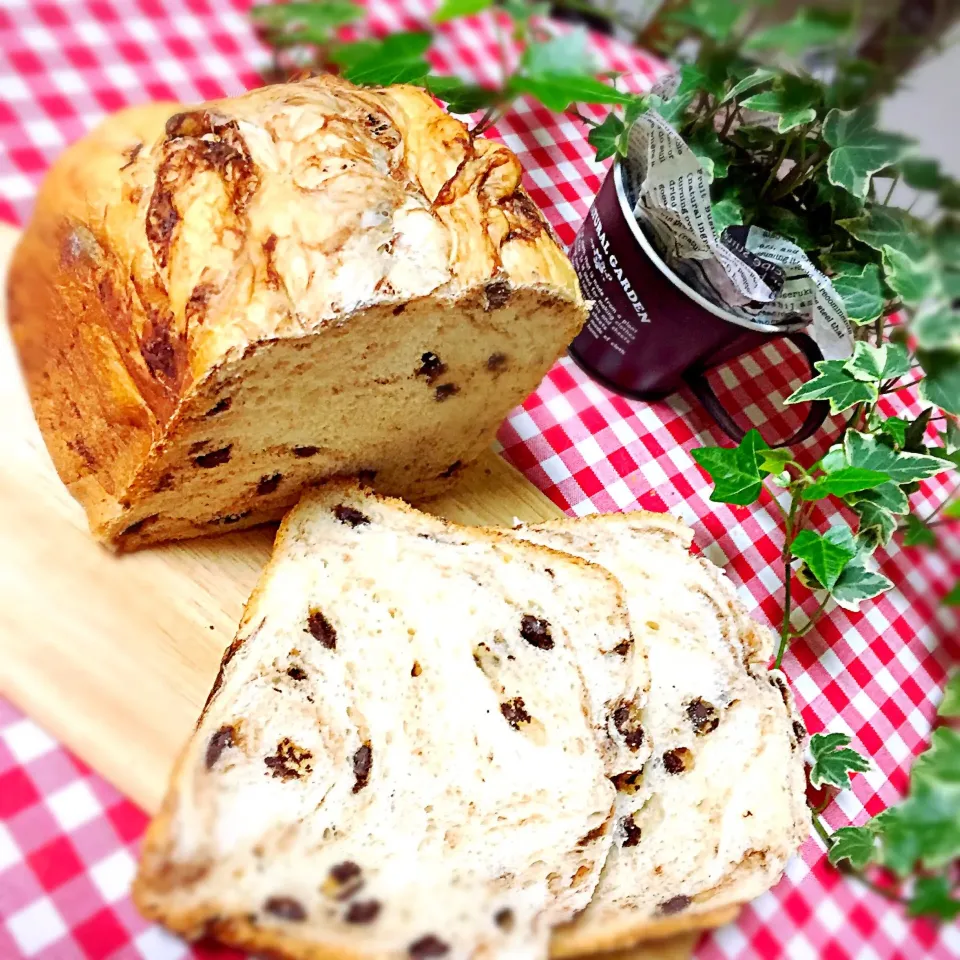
[8,76,587,548]
[134,484,641,960]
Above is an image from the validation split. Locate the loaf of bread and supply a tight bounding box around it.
[8,76,587,550]
[511,514,810,955]
[134,483,643,959]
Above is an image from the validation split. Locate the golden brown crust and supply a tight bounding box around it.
[8,103,180,533]
[9,77,585,544]
[550,905,741,958]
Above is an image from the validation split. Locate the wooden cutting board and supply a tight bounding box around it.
[0,222,708,959]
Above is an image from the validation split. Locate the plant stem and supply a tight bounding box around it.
[810,795,832,815]
[759,134,795,202]
[775,493,801,669]
[566,108,599,127]
[493,10,512,89]
[791,596,832,639]
[720,103,738,138]
[768,491,790,523]
[844,403,866,433]
[811,813,833,848]
[882,174,900,206]
[922,478,960,524]
[769,151,828,203]
[849,872,910,905]
[473,103,507,133]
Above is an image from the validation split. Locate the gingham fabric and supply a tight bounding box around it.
[1,1,958,958]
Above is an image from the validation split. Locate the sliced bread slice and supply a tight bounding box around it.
[511,513,810,955]
[134,483,640,960]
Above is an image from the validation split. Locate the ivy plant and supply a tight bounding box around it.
[252,0,646,129]
[809,673,960,921]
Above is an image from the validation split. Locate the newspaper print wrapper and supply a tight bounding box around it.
[621,108,853,361]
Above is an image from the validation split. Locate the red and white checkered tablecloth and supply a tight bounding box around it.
[1,1,958,958]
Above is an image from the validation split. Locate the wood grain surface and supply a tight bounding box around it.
[0,222,711,958]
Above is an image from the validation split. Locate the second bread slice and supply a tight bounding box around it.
[513,513,811,955]
[134,483,640,960]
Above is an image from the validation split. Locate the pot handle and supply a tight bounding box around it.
[684,332,830,449]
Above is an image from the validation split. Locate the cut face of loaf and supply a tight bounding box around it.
[9,76,588,550]
[134,484,641,960]
[510,514,810,955]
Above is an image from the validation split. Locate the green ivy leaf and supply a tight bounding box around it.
[433,0,494,22]
[424,76,498,114]
[819,444,849,474]
[830,263,884,325]
[919,351,960,416]
[802,467,889,501]
[687,127,731,182]
[852,500,898,553]
[934,218,960,266]
[521,27,593,77]
[651,89,696,126]
[499,0,550,23]
[913,305,960,351]
[509,74,636,112]
[908,876,960,922]
[845,431,952,483]
[942,178,960,210]
[663,0,742,42]
[882,246,940,308]
[587,112,627,162]
[877,417,909,448]
[828,825,877,869]
[333,32,432,85]
[777,107,817,133]
[758,449,794,474]
[810,731,871,789]
[828,58,881,111]
[816,175,865,221]
[945,583,960,606]
[943,268,960,301]
[740,75,821,133]
[672,61,725,100]
[761,206,818,251]
[712,197,744,234]
[844,342,912,382]
[691,429,770,506]
[832,554,894,608]
[745,7,852,55]
[903,513,937,547]
[940,672,960,717]
[875,728,960,874]
[824,107,914,200]
[792,528,857,591]
[251,0,363,40]
[850,481,910,515]
[938,424,960,460]
[624,96,650,125]
[904,727,960,807]
[785,360,878,414]
[900,156,943,191]
[905,408,936,453]
[780,108,818,134]
[839,206,929,261]
[722,67,777,103]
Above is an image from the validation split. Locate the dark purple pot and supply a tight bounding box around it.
[568,162,829,446]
